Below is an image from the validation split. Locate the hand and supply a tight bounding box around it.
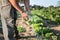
[21,12,28,21]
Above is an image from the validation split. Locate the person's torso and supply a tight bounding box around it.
[0,0,2,7]
[0,0,11,8]
[0,0,14,18]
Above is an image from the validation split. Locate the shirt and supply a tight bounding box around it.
[0,0,16,19]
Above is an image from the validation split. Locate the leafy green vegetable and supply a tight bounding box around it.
[17,26,26,33]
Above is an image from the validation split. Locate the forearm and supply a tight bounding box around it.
[24,0,32,15]
[9,0,25,14]
[24,0,30,11]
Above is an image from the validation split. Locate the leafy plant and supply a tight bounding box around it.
[17,26,26,33]
[52,35,58,40]
[45,32,53,38]
[16,5,59,40]
[28,13,57,40]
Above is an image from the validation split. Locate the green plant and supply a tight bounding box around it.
[52,35,58,40]
[17,26,26,33]
[16,5,59,40]
[45,32,53,38]
[28,14,57,40]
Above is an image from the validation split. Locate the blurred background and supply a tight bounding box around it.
[17,0,60,40]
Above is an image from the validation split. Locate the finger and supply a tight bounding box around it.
[24,16,28,21]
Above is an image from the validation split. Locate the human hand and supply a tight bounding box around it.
[21,12,28,21]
